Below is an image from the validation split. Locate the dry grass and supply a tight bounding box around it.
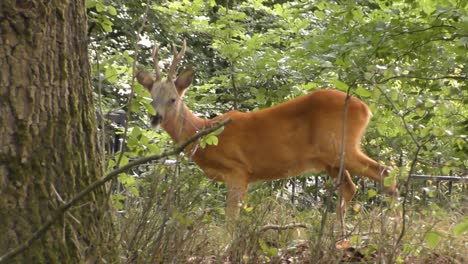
[114,168,467,263]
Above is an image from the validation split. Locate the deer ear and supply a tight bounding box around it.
[135,67,155,91]
[175,68,194,96]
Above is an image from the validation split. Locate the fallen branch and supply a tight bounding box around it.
[0,119,231,263]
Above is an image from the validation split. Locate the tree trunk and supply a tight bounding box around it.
[0,1,116,262]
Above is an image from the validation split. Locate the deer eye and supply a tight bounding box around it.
[169,98,176,104]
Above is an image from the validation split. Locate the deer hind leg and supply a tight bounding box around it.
[327,167,357,236]
[346,151,398,195]
[225,182,248,222]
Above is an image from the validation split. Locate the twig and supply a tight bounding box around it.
[388,25,457,37]
[230,63,238,110]
[106,0,150,207]
[379,75,467,83]
[315,87,353,252]
[0,119,231,263]
[114,0,151,172]
[259,223,308,233]
[396,136,433,247]
[337,90,352,233]
[93,43,106,169]
[374,86,420,148]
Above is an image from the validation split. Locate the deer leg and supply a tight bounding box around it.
[346,151,398,195]
[327,167,357,236]
[338,170,357,233]
[225,183,247,222]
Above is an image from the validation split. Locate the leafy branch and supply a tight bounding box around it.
[388,25,457,37]
[0,119,231,263]
[379,75,467,83]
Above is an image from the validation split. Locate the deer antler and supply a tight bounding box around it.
[152,45,162,81]
[167,39,187,81]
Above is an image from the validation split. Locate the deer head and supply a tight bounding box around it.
[136,39,194,127]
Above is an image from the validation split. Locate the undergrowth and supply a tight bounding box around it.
[114,162,467,263]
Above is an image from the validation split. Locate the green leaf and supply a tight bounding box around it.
[148,145,160,154]
[119,155,129,166]
[350,235,361,244]
[421,0,436,15]
[453,221,468,236]
[433,127,445,137]
[105,66,118,83]
[390,90,398,101]
[123,51,134,64]
[131,127,142,138]
[205,135,219,146]
[145,101,156,116]
[101,20,113,32]
[118,173,137,188]
[211,126,224,136]
[384,175,395,187]
[86,0,97,8]
[315,10,326,19]
[200,141,206,149]
[441,166,451,175]
[129,186,139,196]
[332,79,348,91]
[96,2,105,12]
[107,158,115,171]
[243,206,253,213]
[376,123,387,135]
[424,231,441,249]
[111,193,125,210]
[355,87,372,97]
[259,239,278,257]
[395,256,405,264]
[173,212,194,226]
[107,6,117,16]
[129,99,140,112]
[368,189,377,199]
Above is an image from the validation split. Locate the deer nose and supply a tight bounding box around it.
[150,113,162,127]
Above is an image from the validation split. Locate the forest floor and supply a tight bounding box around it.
[118,190,467,263]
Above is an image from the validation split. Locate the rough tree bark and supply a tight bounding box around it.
[0,1,116,262]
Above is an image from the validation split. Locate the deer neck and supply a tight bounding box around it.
[161,102,208,144]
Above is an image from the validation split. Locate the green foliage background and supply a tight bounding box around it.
[88,0,466,171]
[85,0,466,261]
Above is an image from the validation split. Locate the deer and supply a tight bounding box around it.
[135,39,398,234]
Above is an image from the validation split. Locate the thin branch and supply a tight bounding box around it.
[392,32,463,65]
[259,223,308,233]
[337,91,352,234]
[379,75,467,84]
[115,1,151,169]
[230,63,238,110]
[316,86,354,250]
[92,43,106,170]
[0,119,231,263]
[352,62,427,254]
[388,25,457,37]
[409,175,468,181]
[107,0,151,204]
[373,86,420,147]
[395,147,422,246]
[396,136,433,247]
